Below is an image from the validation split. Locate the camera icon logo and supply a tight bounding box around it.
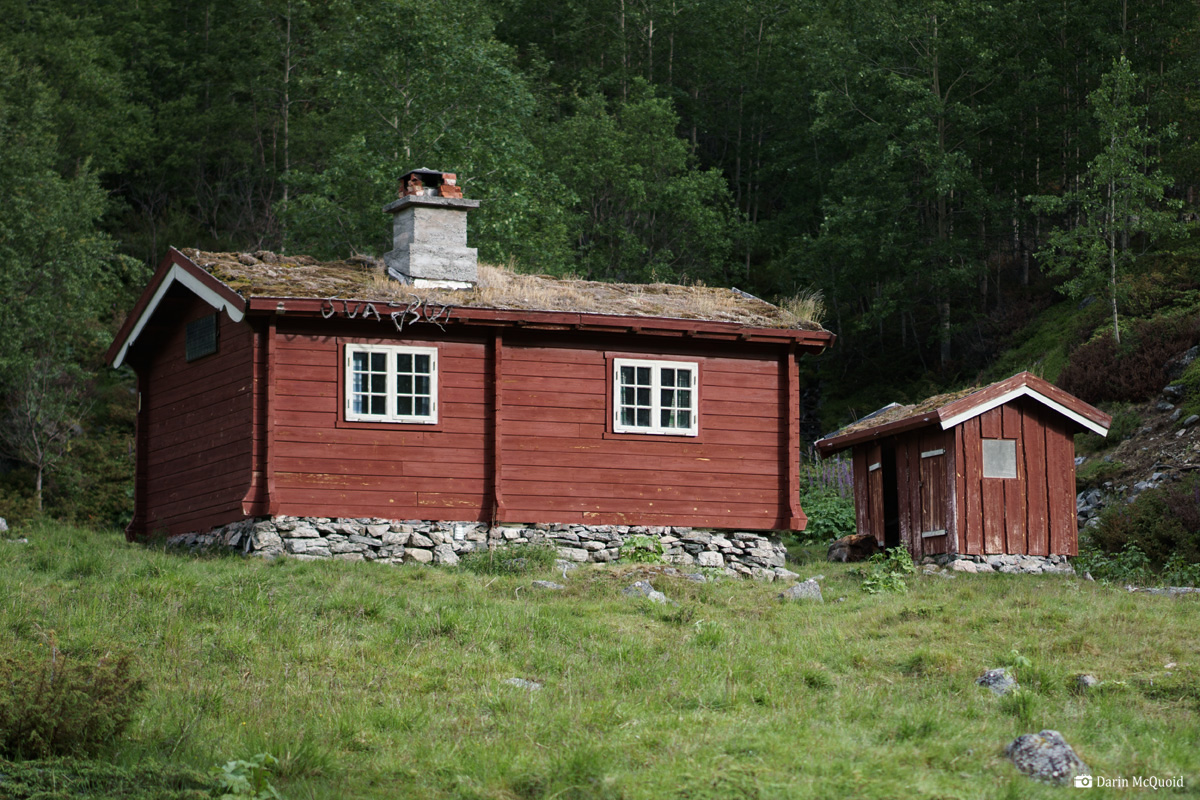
[1074,775,1094,788]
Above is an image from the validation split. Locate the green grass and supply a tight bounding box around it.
[2,522,1198,798]
[981,299,1090,385]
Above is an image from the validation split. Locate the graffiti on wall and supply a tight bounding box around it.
[320,296,452,332]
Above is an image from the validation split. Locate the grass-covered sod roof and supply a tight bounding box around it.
[183,249,827,331]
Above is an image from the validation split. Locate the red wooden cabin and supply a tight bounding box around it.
[814,373,1111,560]
[106,177,833,539]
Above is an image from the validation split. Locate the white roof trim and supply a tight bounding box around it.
[111,264,245,368]
[938,386,1110,437]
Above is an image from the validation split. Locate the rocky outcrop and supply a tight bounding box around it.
[165,517,791,580]
[1006,730,1089,785]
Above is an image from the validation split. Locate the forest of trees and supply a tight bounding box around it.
[2,0,1198,523]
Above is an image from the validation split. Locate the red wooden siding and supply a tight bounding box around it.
[1045,411,1079,555]
[137,292,255,535]
[262,324,795,530]
[1023,403,1050,556]
[960,415,984,554]
[498,338,789,528]
[270,323,492,521]
[956,397,1076,557]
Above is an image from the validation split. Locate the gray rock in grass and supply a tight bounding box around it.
[1075,674,1100,691]
[778,578,823,603]
[976,667,1019,696]
[531,580,564,591]
[1006,730,1089,785]
[503,677,543,691]
[622,580,668,604]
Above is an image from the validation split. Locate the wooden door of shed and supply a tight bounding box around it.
[895,429,953,559]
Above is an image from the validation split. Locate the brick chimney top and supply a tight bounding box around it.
[399,168,463,199]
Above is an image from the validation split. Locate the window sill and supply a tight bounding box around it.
[335,416,443,432]
[602,429,703,444]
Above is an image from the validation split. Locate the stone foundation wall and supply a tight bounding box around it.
[167,517,793,580]
[924,552,1075,575]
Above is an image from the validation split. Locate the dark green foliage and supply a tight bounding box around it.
[0,758,211,800]
[1088,474,1200,570]
[1058,316,1200,403]
[459,543,557,576]
[212,753,283,800]
[797,492,856,544]
[858,547,916,594]
[0,641,145,759]
[1074,459,1127,491]
[618,534,663,564]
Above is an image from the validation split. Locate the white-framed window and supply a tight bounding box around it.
[613,358,699,436]
[344,344,438,424]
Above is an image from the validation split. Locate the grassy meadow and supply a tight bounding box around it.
[0,523,1197,799]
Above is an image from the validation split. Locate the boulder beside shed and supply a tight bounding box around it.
[815,373,1111,561]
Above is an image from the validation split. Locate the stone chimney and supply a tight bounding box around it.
[383,168,480,289]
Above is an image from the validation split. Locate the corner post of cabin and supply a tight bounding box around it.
[127,369,149,541]
[265,316,279,516]
[491,330,506,522]
[785,343,806,531]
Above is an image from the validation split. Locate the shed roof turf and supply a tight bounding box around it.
[815,371,1112,455]
[183,248,825,331]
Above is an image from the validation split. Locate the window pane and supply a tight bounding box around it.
[622,386,636,405]
[678,410,690,428]
[398,375,412,394]
[676,389,691,408]
[353,352,369,370]
[982,439,1017,479]
[414,354,430,373]
[370,395,386,415]
[661,388,674,406]
[370,352,386,371]
[637,388,650,405]
[397,353,412,372]
[415,376,429,395]
[371,374,386,393]
[637,408,650,426]
[677,369,692,387]
[662,368,675,386]
[620,365,635,384]
[636,366,651,384]
[398,397,412,416]
[661,409,673,427]
[621,407,635,426]
[415,397,429,417]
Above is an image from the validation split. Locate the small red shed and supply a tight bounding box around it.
[106,173,834,540]
[814,373,1111,560]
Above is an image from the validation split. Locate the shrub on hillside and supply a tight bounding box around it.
[1057,316,1200,403]
[0,640,144,759]
[1090,475,1200,569]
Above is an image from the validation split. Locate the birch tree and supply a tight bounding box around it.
[1030,56,1186,345]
